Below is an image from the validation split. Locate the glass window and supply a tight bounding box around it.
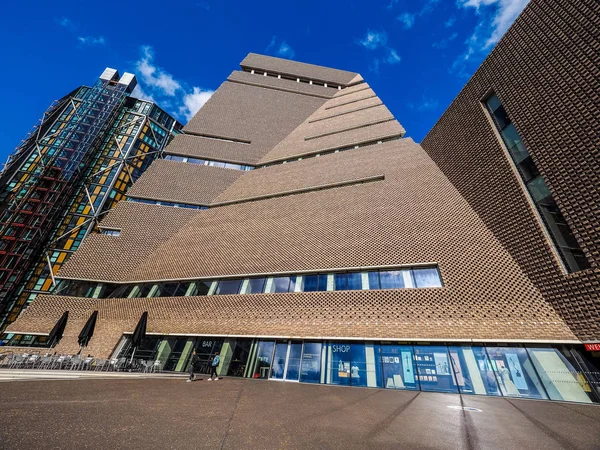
[155,282,180,297]
[379,270,405,289]
[379,344,418,390]
[333,273,347,290]
[246,278,266,294]
[526,176,552,202]
[251,341,275,379]
[414,345,459,393]
[412,268,442,288]
[486,347,547,399]
[485,93,589,273]
[186,280,211,296]
[302,274,328,292]
[300,342,323,383]
[526,347,593,403]
[346,272,362,290]
[367,271,380,290]
[215,279,242,295]
[447,346,500,396]
[326,343,378,387]
[272,276,291,293]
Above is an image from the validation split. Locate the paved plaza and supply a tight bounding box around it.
[1,375,599,449]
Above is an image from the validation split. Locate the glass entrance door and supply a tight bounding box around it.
[270,340,302,381]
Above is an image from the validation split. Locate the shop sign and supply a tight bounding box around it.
[584,343,600,351]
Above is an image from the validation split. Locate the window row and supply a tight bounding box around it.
[243,67,341,90]
[484,94,590,272]
[55,266,443,299]
[127,197,207,210]
[164,154,254,171]
[260,136,401,168]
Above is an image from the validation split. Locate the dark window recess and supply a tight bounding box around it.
[484,94,590,273]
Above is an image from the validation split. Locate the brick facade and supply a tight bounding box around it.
[421,0,600,341]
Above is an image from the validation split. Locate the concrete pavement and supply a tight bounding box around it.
[0,377,598,449]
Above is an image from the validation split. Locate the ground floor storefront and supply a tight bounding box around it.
[113,335,600,404]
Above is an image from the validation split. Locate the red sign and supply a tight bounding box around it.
[584,343,600,351]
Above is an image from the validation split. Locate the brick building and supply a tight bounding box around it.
[3,0,599,402]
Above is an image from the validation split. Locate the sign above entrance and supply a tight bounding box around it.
[584,343,600,352]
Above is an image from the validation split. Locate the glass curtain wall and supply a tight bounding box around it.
[114,335,597,404]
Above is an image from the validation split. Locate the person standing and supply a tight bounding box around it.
[187,349,199,382]
[208,351,220,381]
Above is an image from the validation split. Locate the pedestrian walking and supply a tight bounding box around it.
[187,349,199,382]
[208,351,220,381]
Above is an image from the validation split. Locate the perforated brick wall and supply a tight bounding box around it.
[421,0,600,341]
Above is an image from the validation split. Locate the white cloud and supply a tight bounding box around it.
[180,87,213,121]
[386,48,402,64]
[452,0,529,76]
[265,36,296,59]
[357,30,388,50]
[356,30,400,73]
[132,46,214,123]
[397,13,416,29]
[458,0,529,49]
[57,17,77,31]
[445,16,456,27]
[131,85,155,104]
[77,36,105,46]
[277,41,295,59]
[136,46,181,96]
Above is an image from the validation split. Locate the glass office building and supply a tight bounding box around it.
[0,68,182,335]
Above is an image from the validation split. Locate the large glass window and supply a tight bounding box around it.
[412,268,443,288]
[251,341,275,379]
[413,345,458,393]
[526,347,593,403]
[272,276,293,293]
[300,342,323,383]
[485,347,547,399]
[485,94,589,272]
[245,278,266,294]
[326,342,379,387]
[447,346,500,396]
[302,274,328,292]
[379,270,405,289]
[215,279,242,295]
[379,344,418,390]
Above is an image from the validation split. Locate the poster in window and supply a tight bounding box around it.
[433,353,450,375]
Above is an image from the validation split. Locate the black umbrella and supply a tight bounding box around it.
[77,310,98,352]
[48,311,69,348]
[129,311,148,363]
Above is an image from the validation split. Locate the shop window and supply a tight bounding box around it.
[413,345,459,393]
[447,346,500,396]
[300,342,323,383]
[485,347,547,399]
[526,347,593,403]
[379,344,419,390]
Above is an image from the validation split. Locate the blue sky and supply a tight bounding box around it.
[0,0,529,163]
